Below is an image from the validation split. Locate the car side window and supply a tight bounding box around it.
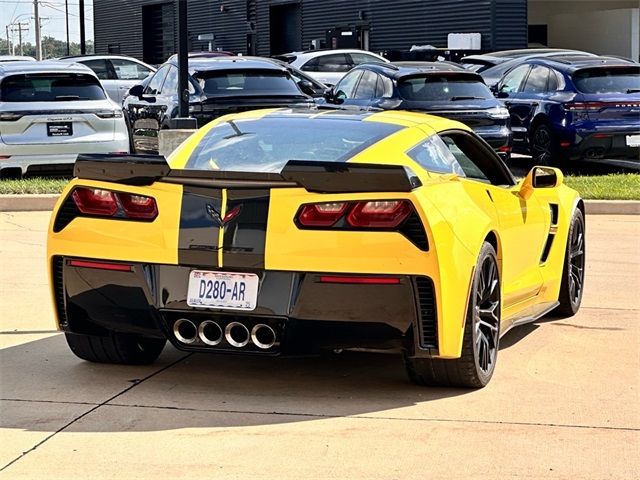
[439,136,489,182]
[353,70,378,100]
[349,52,384,66]
[334,70,363,99]
[161,66,178,95]
[81,59,112,80]
[303,54,352,73]
[548,69,562,91]
[500,65,530,94]
[110,58,153,80]
[522,65,550,93]
[376,75,394,97]
[144,65,170,95]
[407,134,466,177]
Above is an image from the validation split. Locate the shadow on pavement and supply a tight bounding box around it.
[1,334,474,432]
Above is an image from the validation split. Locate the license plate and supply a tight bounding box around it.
[47,122,73,137]
[626,134,640,147]
[187,270,259,311]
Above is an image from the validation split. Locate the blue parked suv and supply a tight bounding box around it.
[321,62,512,155]
[494,56,639,167]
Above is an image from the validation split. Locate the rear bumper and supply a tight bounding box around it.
[553,123,640,163]
[52,256,439,357]
[0,138,130,177]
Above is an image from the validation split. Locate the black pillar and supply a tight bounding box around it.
[177,0,189,119]
[79,0,86,54]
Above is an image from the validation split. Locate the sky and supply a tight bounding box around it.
[0,0,94,50]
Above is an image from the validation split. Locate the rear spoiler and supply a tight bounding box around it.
[74,154,422,193]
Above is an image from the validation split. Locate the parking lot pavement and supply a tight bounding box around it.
[0,212,638,479]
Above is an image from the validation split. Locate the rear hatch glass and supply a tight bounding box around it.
[185,116,402,172]
[0,73,106,102]
[398,75,493,102]
[195,70,304,97]
[573,66,640,94]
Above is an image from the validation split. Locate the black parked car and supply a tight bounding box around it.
[123,56,314,154]
[321,62,512,154]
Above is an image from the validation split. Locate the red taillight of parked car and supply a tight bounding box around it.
[296,200,412,229]
[71,187,158,220]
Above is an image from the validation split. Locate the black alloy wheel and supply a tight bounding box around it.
[531,124,554,166]
[557,208,586,316]
[403,242,501,388]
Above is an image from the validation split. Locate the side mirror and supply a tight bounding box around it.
[519,166,563,199]
[128,84,144,98]
[298,79,316,96]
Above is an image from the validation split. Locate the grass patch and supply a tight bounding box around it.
[0,178,69,195]
[0,174,638,200]
[564,174,640,200]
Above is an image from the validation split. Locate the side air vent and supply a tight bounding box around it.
[400,213,429,251]
[549,203,559,225]
[415,277,437,349]
[540,203,559,264]
[52,256,68,328]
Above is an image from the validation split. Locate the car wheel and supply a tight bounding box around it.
[404,242,500,388]
[531,123,556,166]
[556,208,585,317]
[65,332,165,365]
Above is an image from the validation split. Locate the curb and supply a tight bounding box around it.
[0,194,639,215]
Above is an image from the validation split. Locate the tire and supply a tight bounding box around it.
[555,208,585,317]
[404,242,501,388]
[531,123,556,167]
[65,332,165,365]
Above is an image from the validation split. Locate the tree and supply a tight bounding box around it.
[1,37,94,58]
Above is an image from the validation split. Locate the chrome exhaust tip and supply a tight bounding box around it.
[251,324,277,350]
[198,320,223,346]
[173,318,197,344]
[225,322,250,348]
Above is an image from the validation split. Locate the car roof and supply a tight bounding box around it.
[525,56,637,72]
[359,61,481,81]
[487,48,583,58]
[166,55,288,74]
[283,49,387,59]
[0,60,95,76]
[0,55,36,62]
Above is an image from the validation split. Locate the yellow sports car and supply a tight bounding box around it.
[47,109,586,388]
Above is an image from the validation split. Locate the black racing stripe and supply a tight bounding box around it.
[222,189,269,269]
[178,186,222,267]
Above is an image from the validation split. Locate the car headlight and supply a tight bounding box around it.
[486,106,510,119]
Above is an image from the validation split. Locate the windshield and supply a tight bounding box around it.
[573,67,640,94]
[0,73,106,102]
[185,116,403,172]
[196,71,303,96]
[398,75,493,101]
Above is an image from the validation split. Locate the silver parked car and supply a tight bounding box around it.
[0,56,36,62]
[0,61,129,178]
[57,55,156,104]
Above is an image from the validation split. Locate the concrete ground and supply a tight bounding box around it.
[0,211,638,480]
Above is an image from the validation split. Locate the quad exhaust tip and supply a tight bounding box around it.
[173,318,197,344]
[251,324,277,350]
[225,321,250,348]
[198,320,223,346]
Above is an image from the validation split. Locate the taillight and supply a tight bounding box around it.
[95,110,123,119]
[298,202,348,227]
[119,193,158,219]
[296,200,412,229]
[0,112,23,121]
[72,188,118,216]
[347,200,411,228]
[564,102,604,112]
[70,187,157,220]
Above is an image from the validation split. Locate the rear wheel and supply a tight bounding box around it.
[556,208,585,316]
[531,123,556,166]
[404,242,501,388]
[65,331,165,365]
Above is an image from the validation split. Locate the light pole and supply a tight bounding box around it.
[33,0,42,60]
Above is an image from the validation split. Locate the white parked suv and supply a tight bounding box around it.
[274,49,389,86]
[57,55,156,104]
[0,61,129,178]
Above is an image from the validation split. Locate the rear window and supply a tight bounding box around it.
[398,75,493,101]
[573,67,640,94]
[0,73,106,102]
[185,116,402,172]
[196,71,302,96]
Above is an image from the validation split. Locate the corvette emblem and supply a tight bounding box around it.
[206,204,242,227]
